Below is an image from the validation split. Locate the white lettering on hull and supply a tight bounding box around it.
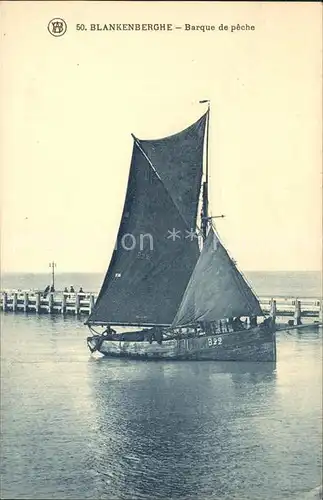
[208,336,223,347]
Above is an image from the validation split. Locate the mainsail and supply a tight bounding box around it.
[172,228,263,327]
[86,115,207,326]
[139,113,207,230]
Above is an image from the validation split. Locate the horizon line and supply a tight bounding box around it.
[1,269,322,274]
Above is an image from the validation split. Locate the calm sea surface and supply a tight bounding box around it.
[1,271,322,297]
[1,272,322,499]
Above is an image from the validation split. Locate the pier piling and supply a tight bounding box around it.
[3,292,7,312]
[48,293,54,314]
[319,300,323,323]
[35,292,41,313]
[75,294,80,315]
[89,294,95,314]
[270,298,277,324]
[61,293,67,314]
[294,299,302,326]
[23,292,29,312]
[12,292,18,312]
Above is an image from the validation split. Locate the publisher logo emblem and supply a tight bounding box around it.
[48,18,67,37]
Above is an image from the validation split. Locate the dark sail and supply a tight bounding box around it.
[139,113,207,231]
[86,141,200,326]
[172,228,263,327]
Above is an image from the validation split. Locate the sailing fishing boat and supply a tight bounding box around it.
[86,101,276,361]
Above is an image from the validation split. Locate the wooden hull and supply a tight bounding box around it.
[87,326,276,362]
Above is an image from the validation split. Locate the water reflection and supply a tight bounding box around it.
[87,359,276,499]
[1,313,321,500]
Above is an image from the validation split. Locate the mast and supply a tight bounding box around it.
[200,100,210,240]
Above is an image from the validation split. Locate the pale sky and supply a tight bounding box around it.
[0,1,322,273]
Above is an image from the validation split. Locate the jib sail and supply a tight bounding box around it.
[172,228,263,327]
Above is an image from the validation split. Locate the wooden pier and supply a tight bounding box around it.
[0,291,322,325]
[0,291,96,316]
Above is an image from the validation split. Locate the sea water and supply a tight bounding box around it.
[1,270,322,297]
[1,272,322,500]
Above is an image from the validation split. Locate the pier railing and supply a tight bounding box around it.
[0,290,322,323]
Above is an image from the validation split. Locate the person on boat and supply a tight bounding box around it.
[102,325,116,339]
[146,329,154,344]
[232,316,244,331]
[260,317,273,328]
[63,287,68,293]
[50,284,55,293]
[249,316,258,328]
[43,285,50,298]
[154,327,163,345]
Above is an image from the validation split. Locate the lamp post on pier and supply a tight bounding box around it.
[49,261,57,291]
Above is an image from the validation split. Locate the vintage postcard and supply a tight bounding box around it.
[1,2,322,500]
